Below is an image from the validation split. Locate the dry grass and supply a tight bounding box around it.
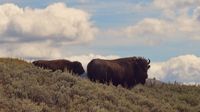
[0,58,200,112]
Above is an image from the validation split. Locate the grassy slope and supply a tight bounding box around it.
[0,58,200,112]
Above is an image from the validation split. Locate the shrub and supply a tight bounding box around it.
[0,58,200,112]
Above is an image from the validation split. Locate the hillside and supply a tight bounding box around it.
[0,58,200,112]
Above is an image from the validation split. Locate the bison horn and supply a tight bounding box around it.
[148,59,150,64]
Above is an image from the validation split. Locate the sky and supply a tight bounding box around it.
[1,0,200,84]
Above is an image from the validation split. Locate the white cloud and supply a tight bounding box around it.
[0,42,62,59]
[0,3,99,59]
[193,6,200,21]
[125,18,176,38]
[123,4,200,42]
[153,0,200,10]
[14,43,62,59]
[149,55,200,84]
[0,3,97,44]
[95,0,200,45]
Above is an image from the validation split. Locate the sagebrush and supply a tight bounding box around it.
[0,58,200,112]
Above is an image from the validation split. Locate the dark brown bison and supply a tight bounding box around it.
[32,59,85,75]
[87,57,150,88]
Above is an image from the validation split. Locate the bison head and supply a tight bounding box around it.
[32,61,42,67]
[71,61,85,75]
[32,61,38,65]
[134,58,150,84]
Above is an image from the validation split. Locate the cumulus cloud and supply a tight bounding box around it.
[15,43,62,59]
[193,7,200,21]
[96,0,200,45]
[65,54,120,70]
[0,42,62,59]
[0,3,97,44]
[123,4,200,42]
[149,55,200,84]
[125,18,176,38]
[0,2,99,59]
[153,0,200,10]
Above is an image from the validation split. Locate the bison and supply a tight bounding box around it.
[32,59,85,75]
[87,57,150,88]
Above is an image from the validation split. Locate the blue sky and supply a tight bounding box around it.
[0,0,200,61]
[1,0,200,83]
